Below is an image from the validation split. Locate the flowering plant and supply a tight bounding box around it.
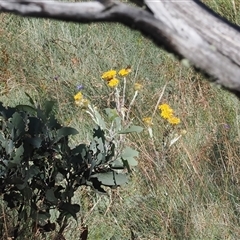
[73,67,144,173]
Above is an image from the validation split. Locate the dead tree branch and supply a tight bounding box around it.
[1,0,240,97]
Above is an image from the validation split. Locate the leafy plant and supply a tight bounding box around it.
[0,97,136,238]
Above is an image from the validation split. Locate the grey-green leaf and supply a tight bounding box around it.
[118,125,143,134]
[54,127,78,143]
[10,144,24,166]
[46,189,58,204]
[38,212,51,226]
[121,147,139,166]
[105,108,118,121]
[91,172,128,186]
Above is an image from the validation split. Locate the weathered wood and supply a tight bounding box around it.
[145,0,240,96]
[0,0,240,97]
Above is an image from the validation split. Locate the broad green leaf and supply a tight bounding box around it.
[47,115,61,130]
[28,136,42,148]
[96,152,104,164]
[37,108,46,122]
[89,140,97,154]
[16,105,36,115]
[93,109,106,130]
[5,139,14,155]
[121,147,139,159]
[11,112,26,140]
[71,144,86,155]
[46,189,58,204]
[96,137,104,153]
[0,132,5,143]
[118,125,143,134]
[44,100,55,117]
[38,212,51,226]
[91,172,128,186]
[105,108,118,121]
[114,117,122,132]
[28,165,40,179]
[28,117,44,135]
[12,112,24,130]
[121,147,138,166]
[124,157,138,166]
[54,127,78,143]
[111,159,124,169]
[11,144,24,165]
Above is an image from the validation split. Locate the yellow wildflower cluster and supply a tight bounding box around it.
[159,104,180,125]
[74,91,89,107]
[101,70,117,81]
[101,67,132,88]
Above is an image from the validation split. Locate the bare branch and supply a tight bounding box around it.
[1,0,240,97]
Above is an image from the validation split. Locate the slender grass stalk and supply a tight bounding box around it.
[121,77,127,120]
[151,82,167,119]
[126,90,138,121]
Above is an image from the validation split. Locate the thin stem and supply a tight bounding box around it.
[151,82,167,119]
[115,87,121,114]
[121,77,127,120]
[126,90,138,121]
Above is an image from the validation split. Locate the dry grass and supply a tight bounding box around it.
[1,1,240,239]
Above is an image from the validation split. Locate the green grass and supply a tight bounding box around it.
[1,1,240,239]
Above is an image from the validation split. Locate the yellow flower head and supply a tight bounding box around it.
[161,110,173,119]
[74,92,83,101]
[167,116,181,125]
[159,103,180,124]
[101,70,117,81]
[142,117,153,126]
[134,83,143,91]
[159,103,172,112]
[107,78,119,88]
[118,66,131,77]
[159,104,173,119]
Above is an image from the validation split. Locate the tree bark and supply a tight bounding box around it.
[0,0,240,97]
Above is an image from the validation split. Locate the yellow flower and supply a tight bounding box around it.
[74,92,83,101]
[134,83,143,91]
[101,70,117,81]
[107,78,119,88]
[118,66,131,77]
[142,117,153,126]
[159,104,172,112]
[159,103,181,124]
[159,104,174,119]
[167,116,181,125]
[161,110,173,119]
[74,92,90,107]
